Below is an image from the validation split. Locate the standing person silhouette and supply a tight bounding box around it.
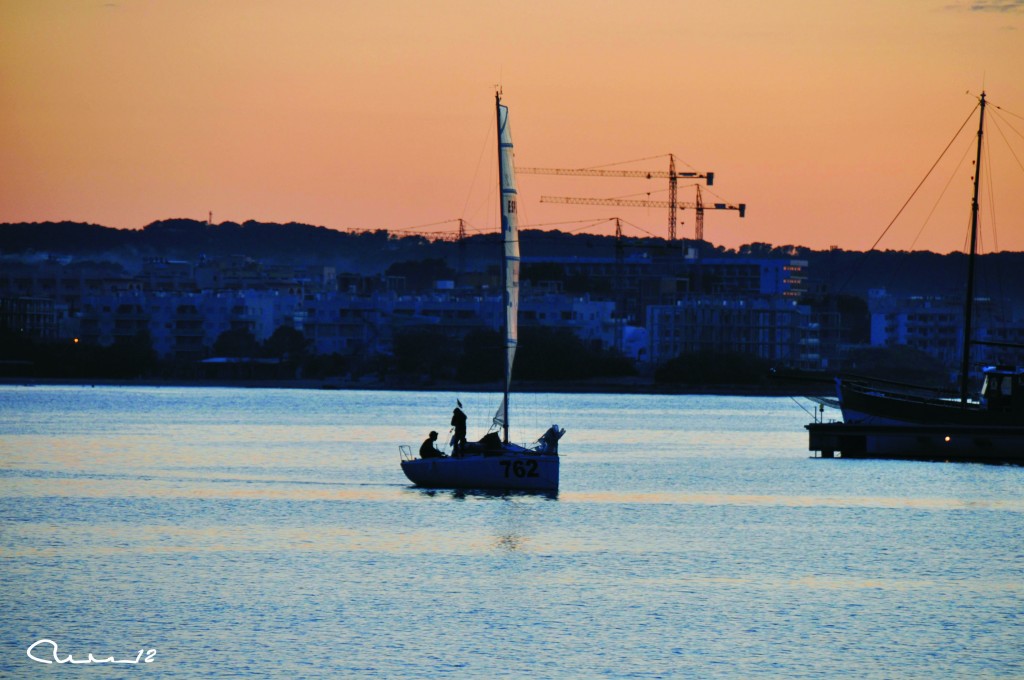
[451,402,467,456]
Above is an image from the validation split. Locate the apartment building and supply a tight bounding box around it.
[647,296,820,370]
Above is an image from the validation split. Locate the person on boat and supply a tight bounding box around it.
[419,431,445,459]
[451,404,468,456]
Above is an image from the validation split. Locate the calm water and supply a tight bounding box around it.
[1,385,1021,678]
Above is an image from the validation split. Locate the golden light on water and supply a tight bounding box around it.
[5,475,1023,515]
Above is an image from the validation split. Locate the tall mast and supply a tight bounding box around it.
[496,91,520,443]
[497,91,508,442]
[960,91,986,405]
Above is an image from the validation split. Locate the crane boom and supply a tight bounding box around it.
[541,195,746,217]
[518,167,714,184]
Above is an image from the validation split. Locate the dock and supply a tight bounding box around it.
[806,421,1024,465]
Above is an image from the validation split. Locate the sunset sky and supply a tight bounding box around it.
[2,0,1023,252]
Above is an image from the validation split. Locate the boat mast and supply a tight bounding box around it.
[497,90,510,443]
[495,91,521,444]
[960,91,986,405]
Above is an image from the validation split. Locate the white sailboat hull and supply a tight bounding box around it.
[401,453,559,491]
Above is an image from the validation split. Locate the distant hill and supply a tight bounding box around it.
[2,220,1022,306]
[0,219,393,267]
[802,248,1024,304]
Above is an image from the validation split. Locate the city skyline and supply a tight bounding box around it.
[2,1,1023,253]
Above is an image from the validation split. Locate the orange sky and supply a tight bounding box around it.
[2,0,1023,252]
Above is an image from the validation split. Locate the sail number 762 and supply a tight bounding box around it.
[499,460,539,478]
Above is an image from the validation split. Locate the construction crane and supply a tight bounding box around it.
[389,218,469,243]
[518,154,712,241]
[541,190,745,242]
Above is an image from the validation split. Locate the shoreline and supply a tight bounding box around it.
[0,375,831,397]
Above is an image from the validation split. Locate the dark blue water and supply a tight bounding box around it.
[1,386,1021,677]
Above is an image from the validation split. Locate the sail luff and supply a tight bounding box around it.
[496,93,519,443]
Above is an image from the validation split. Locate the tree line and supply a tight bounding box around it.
[3,221,1023,305]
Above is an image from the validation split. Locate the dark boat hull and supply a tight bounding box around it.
[401,453,559,491]
[838,379,1020,427]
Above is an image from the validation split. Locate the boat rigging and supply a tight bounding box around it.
[807,91,1024,464]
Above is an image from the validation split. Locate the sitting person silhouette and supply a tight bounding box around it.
[419,431,445,459]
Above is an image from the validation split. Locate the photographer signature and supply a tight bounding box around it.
[27,639,156,665]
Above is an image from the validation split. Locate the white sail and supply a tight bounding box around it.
[492,396,506,431]
[497,96,519,436]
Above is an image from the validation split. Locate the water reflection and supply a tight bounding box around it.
[493,531,527,553]
[409,487,558,502]
[6,471,1022,513]
[400,487,552,553]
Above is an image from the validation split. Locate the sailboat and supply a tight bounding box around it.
[810,92,1024,463]
[399,92,564,490]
